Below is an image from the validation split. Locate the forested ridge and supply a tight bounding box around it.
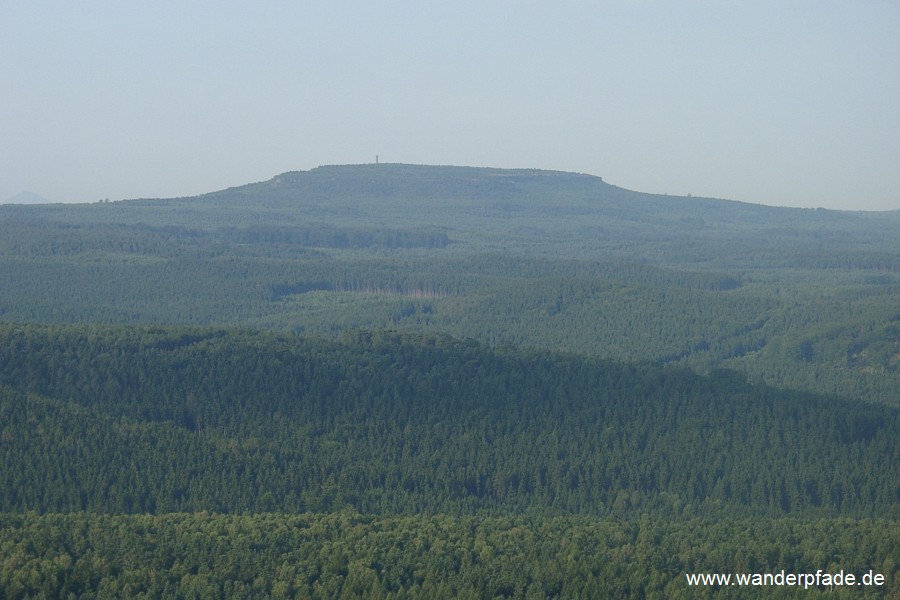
[0,324,898,597]
[1,164,898,597]
[1,324,895,517]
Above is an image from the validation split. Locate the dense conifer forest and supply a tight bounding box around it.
[1,165,897,597]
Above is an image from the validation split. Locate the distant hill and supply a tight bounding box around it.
[2,191,52,205]
[12,163,898,252]
[188,163,852,227]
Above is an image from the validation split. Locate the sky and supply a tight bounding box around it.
[2,1,899,210]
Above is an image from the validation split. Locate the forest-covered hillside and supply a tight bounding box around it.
[1,325,895,516]
[0,164,898,406]
[0,324,897,597]
[1,165,897,597]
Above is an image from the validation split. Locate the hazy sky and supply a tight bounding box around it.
[3,1,899,210]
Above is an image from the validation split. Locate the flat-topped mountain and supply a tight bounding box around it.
[8,163,897,263]
[179,163,893,229]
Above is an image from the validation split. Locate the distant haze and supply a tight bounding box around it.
[2,192,53,205]
[2,2,898,210]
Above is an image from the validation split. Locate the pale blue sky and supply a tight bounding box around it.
[3,1,899,209]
